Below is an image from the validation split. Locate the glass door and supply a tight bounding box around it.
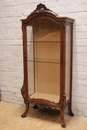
[27,18,61,103]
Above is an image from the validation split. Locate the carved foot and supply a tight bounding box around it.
[33,104,38,109]
[60,109,66,128]
[69,112,74,117]
[21,113,27,118]
[61,121,66,128]
[68,103,74,117]
[21,103,29,118]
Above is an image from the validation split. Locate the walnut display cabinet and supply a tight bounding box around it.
[21,3,74,128]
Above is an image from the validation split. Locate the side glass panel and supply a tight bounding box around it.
[65,25,71,100]
[27,26,34,95]
[27,18,61,103]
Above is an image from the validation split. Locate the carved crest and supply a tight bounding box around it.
[35,3,49,13]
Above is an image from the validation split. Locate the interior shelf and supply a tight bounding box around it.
[28,59,60,64]
[30,92,60,103]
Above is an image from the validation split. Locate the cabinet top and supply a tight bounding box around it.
[21,3,74,25]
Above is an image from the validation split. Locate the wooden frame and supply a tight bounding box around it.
[21,3,74,128]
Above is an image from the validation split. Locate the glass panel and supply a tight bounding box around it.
[65,25,71,100]
[31,62,60,103]
[32,18,60,42]
[27,26,34,95]
[27,18,61,103]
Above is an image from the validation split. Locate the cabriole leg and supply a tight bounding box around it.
[60,109,66,128]
[68,102,74,117]
[21,103,29,118]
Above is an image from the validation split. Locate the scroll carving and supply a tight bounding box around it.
[21,85,28,104]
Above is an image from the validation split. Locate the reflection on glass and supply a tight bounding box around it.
[65,25,71,100]
[27,18,61,103]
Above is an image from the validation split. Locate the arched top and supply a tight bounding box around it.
[21,3,74,26]
[33,3,59,18]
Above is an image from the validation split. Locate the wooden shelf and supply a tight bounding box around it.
[27,41,60,43]
[30,92,60,103]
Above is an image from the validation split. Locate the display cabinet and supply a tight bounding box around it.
[21,3,74,127]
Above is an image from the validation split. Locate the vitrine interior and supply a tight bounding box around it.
[27,18,61,103]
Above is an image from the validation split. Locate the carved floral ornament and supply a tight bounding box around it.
[35,3,49,13]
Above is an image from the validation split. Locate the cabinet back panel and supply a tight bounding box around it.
[35,63,60,95]
[33,18,60,95]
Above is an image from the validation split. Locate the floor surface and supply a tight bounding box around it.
[0,101,87,130]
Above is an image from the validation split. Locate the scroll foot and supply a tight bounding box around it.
[21,113,26,118]
[69,112,74,117]
[60,109,66,128]
[68,102,74,117]
[61,121,66,128]
[21,103,29,118]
